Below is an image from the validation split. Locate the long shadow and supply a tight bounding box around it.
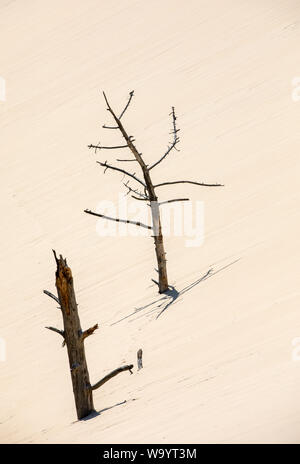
[111,258,240,324]
[80,400,127,421]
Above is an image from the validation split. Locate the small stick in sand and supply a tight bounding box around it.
[137,349,143,370]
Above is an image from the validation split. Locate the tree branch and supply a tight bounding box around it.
[84,209,152,230]
[97,161,146,187]
[91,364,134,391]
[102,90,134,129]
[123,181,149,200]
[155,180,224,188]
[45,326,65,338]
[149,107,180,170]
[102,124,118,130]
[88,143,129,151]
[43,290,60,304]
[132,195,149,201]
[102,92,146,171]
[82,324,99,341]
[119,90,134,119]
[158,198,190,206]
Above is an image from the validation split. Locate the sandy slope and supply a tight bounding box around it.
[1,0,300,443]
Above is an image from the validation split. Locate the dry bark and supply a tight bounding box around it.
[44,251,133,420]
[52,251,94,419]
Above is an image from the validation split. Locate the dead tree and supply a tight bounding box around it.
[84,91,223,293]
[44,250,133,420]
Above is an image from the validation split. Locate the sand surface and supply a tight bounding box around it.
[1,0,300,443]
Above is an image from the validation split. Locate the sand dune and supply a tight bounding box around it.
[1,0,300,443]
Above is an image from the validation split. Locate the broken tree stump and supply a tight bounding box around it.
[44,250,133,420]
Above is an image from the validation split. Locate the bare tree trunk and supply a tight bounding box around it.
[154,232,168,294]
[139,165,169,294]
[45,251,134,420]
[150,200,168,293]
[53,251,95,420]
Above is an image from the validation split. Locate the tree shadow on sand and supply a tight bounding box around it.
[111,258,241,324]
[79,400,129,422]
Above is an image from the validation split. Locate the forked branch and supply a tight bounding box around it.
[102,92,146,170]
[102,90,134,129]
[123,181,149,201]
[91,364,134,391]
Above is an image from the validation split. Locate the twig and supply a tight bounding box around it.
[149,107,180,170]
[102,124,118,129]
[97,161,146,187]
[119,90,134,119]
[159,198,190,206]
[88,143,129,151]
[132,195,149,201]
[45,326,65,338]
[91,364,134,391]
[123,181,149,200]
[84,209,152,230]
[102,92,146,171]
[43,290,60,304]
[155,180,224,188]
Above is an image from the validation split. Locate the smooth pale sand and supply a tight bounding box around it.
[1,0,300,444]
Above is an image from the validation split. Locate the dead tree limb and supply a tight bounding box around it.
[88,143,129,151]
[155,180,224,188]
[43,289,60,304]
[102,90,134,129]
[81,323,99,341]
[119,90,134,120]
[45,326,64,338]
[149,107,180,170]
[97,161,146,187]
[132,195,149,201]
[85,91,223,293]
[44,252,134,420]
[123,181,149,201]
[159,198,190,206]
[84,209,152,230]
[91,364,133,391]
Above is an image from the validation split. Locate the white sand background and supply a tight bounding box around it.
[1,0,300,443]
